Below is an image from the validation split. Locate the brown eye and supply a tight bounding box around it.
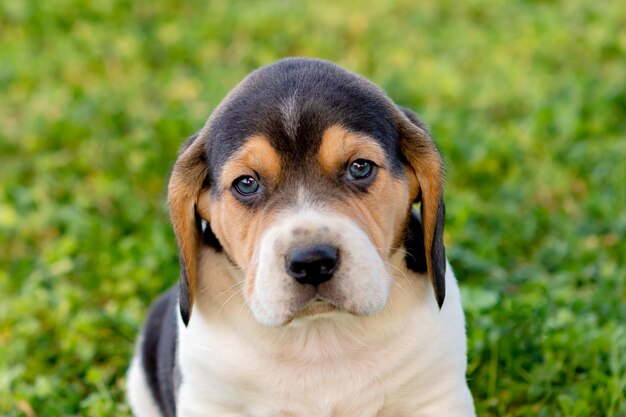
[233,175,260,195]
[348,159,375,180]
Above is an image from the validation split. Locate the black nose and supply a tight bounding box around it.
[285,244,339,286]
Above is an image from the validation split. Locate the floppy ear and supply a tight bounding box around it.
[397,107,446,308]
[167,133,209,325]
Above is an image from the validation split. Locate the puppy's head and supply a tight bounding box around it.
[168,58,445,326]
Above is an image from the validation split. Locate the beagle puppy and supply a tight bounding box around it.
[127,58,475,417]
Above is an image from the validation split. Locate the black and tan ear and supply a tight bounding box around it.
[396,107,446,308]
[167,133,209,325]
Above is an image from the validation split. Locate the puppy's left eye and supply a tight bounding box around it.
[347,159,376,180]
[233,175,260,195]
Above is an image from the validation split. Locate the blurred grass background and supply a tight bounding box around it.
[1,0,625,416]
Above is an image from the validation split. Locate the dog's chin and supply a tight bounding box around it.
[249,294,389,328]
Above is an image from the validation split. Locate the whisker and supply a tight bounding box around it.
[216,281,246,297]
[368,244,419,267]
[232,300,249,328]
[384,260,410,294]
[388,245,418,263]
[217,287,245,314]
[385,260,408,278]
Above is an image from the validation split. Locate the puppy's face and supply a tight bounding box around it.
[202,127,413,326]
[168,59,446,327]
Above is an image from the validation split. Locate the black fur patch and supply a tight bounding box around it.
[428,197,446,308]
[178,260,191,327]
[403,209,428,274]
[195,210,223,251]
[403,205,446,307]
[140,286,179,417]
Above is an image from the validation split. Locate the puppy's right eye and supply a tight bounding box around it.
[233,175,260,195]
[348,159,375,180]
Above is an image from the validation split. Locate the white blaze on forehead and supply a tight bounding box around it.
[296,185,313,207]
[279,92,300,140]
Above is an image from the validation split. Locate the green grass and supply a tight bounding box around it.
[1,0,625,416]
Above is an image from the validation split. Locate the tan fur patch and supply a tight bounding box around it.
[318,125,388,175]
[208,196,280,297]
[199,136,283,294]
[318,125,413,259]
[219,135,282,191]
[327,174,411,259]
[167,137,209,317]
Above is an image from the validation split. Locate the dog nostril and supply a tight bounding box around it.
[285,244,339,286]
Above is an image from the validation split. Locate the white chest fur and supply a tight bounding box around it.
[176,251,474,417]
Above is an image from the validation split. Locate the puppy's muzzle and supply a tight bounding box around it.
[285,244,340,286]
[250,209,390,326]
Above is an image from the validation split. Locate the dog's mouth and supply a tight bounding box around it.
[293,299,341,319]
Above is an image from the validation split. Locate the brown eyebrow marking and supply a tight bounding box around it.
[220,135,282,188]
[318,125,386,175]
